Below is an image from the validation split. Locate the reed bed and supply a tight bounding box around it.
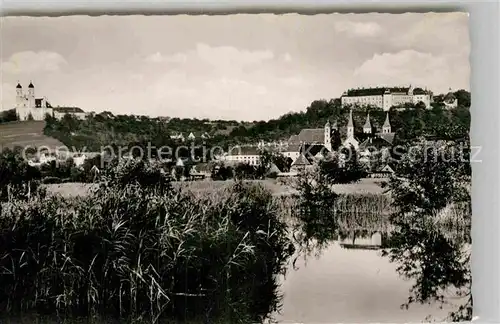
[0,177,293,323]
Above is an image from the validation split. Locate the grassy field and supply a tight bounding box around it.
[0,120,65,150]
[44,178,388,198]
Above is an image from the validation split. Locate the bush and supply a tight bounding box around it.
[41,176,62,184]
[0,160,293,323]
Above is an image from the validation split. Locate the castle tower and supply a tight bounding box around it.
[363,112,372,134]
[347,109,354,138]
[324,119,332,152]
[382,112,392,134]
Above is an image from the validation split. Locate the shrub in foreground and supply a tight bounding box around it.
[0,160,293,323]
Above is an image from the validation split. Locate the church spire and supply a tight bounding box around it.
[347,109,354,128]
[363,112,372,134]
[382,112,392,134]
[347,109,354,138]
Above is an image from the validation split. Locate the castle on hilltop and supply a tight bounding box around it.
[15,82,54,121]
[340,85,433,111]
[14,82,87,121]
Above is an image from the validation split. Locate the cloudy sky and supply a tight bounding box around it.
[1,13,469,121]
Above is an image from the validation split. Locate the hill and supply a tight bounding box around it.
[42,91,471,152]
[0,120,65,152]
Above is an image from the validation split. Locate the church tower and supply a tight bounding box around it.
[27,81,35,110]
[324,119,332,152]
[347,109,354,138]
[16,83,24,107]
[382,112,392,134]
[363,112,372,134]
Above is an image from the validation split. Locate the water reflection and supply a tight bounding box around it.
[274,236,466,323]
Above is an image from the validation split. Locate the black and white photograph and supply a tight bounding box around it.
[0,12,472,324]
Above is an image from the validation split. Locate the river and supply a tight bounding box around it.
[274,241,462,323]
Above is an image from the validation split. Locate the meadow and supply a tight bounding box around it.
[0,120,64,150]
[44,178,388,198]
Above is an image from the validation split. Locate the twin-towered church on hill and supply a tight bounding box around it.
[283,110,395,168]
[14,82,87,121]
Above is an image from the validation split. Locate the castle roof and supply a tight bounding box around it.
[413,87,427,95]
[343,86,430,97]
[53,107,84,113]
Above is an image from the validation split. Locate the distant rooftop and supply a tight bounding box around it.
[343,86,430,97]
[53,107,85,113]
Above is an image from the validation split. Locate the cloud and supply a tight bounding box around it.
[334,21,382,37]
[145,52,187,64]
[1,82,17,111]
[1,51,67,75]
[145,43,274,71]
[352,49,469,93]
[283,53,293,62]
[195,43,274,67]
[389,13,470,56]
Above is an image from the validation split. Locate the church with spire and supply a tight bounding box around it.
[15,81,54,121]
[284,109,396,168]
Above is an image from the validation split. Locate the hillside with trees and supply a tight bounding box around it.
[41,90,470,152]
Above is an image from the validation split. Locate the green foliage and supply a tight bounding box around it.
[382,139,472,321]
[0,160,293,323]
[0,109,18,123]
[42,91,470,151]
[291,169,339,256]
[0,148,43,202]
[211,163,234,181]
[318,146,367,184]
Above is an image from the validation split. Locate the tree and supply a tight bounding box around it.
[0,148,43,201]
[0,109,18,123]
[382,139,472,321]
[454,90,471,107]
[234,162,257,180]
[319,145,366,184]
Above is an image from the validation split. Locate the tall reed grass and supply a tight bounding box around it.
[0,160,293,323]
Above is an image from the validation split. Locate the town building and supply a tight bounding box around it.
[222,146,262,166]
[53,107,87,120]
[340,85,432,111]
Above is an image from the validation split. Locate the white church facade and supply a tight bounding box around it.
[14,82,87,121]
[15,82,54,121]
